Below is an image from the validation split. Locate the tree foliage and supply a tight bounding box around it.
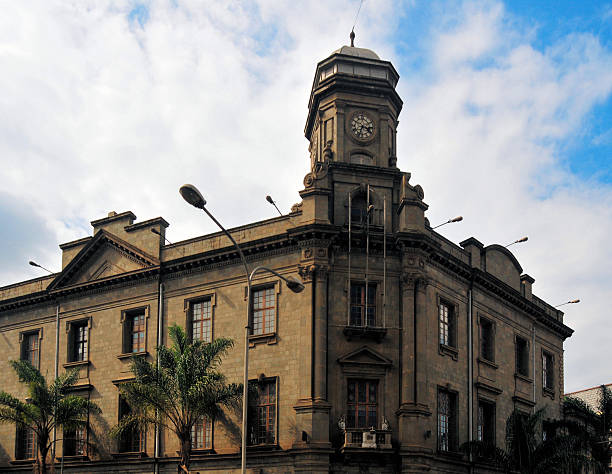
[110,324,242,473]
[462,407,596,474]
[0,360,100,474]
[564,384,612,473]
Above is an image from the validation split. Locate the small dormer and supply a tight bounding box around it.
[60,211,169,269]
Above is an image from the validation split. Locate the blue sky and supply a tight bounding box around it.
[1,0,611,392]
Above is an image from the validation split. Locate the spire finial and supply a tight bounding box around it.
[350,29,355,47]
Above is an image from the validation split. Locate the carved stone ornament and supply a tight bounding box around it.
[338,415,346,431]
[291,202,303,213]
[322,140,333,162]
[388,155,397,167]
[297,264,329,282]
[414,184,425,200]
[382,416,390,431]
[303,248,313,259]
[303,172,315,188]
[298,264,316,282]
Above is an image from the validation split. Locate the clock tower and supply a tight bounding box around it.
[298,37,427,233]
[304,41,402,169]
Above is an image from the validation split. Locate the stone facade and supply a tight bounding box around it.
[0,44,573,473]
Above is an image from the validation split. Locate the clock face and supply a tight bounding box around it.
[350,112,374,140]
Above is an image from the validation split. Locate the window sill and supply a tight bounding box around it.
[117,351,149,360]
[437,449,462,459]
[246,444,280,451]
[542,387,555,399]
[248,333,277,347]
[63,360,90,369]
[56,455,89,462]
[343,326,387,342]
[9,459,35,465]
[111,451,147,459]
[477,357,497,369]
[439,344,458,360]
[190,448,215,456]
[514,373,533,383]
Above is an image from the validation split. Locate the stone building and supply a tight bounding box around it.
[0,42,573,473]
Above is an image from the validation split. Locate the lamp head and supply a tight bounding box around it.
[285,276,305,293]
[29,261,39,268]
[266,195,274,204]
[518,236,528,243]
[451,216,463,223]
[151,228,161,236]
[179,184,206,209]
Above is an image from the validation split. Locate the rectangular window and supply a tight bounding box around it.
[346,379,378,428]
[124,310,146,354]
[515,336,529,377]
[21,332,40,367]
[248,378,276,445]
[191,418,212,450]
[479,317,494,362]
[542,351,554,390]
[191,299,212,343]
[252,287,275,336]
[439,301,456,347]
[63,426,86,456]
[438,389,457,452]
[68,321,88,362]
[118,396,144,453]
[350,283,376,327]
[477,400,495,445]
[16,425,36,460]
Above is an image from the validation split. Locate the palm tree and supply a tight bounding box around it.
[111,324,242,473]
[0,360,100,474]
[462,408,593,473]
[564,385,612,473]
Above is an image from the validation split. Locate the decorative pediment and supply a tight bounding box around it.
[338,345,393,369]
[48,230,159,290]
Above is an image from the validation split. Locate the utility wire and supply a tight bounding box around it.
[352,0,365,33]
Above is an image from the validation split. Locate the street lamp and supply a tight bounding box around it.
[265,195,283,216]
[555,299,580,308]
[505,236,528,248]
[179,184,304,474]
[29,260,54,274]
[432,216,463,230]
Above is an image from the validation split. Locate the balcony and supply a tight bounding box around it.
[340,428,393,453]
[342,325,387,342]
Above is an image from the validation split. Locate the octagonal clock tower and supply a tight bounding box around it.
[305,43,402,169]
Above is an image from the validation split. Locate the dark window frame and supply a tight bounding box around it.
[121,307,148,355]
[479,317,495,363]
[349,282,377,327]
[15,425,36,460]
[66,319,90,363]
[247,377,278,446]
[118,395,145,453]
[63,425,87,457]
[438,298,457,349]
[20,330,42,369]
[251,285,277,336]
[437,388,458,452]
[477,399,496,445]
[191,417,213,451]
[542,350,554,391]
[346,379,379,429]
[515,335,530,378]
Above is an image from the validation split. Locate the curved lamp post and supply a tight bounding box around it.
[179,184,304,474]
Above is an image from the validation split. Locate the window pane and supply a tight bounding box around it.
[252,288,275,335]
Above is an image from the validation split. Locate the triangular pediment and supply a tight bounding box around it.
[338,345,393,367]
[48,230,159,290]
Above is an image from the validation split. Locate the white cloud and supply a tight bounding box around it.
[0,0,610,391]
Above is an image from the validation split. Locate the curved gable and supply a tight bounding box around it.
[483,244,523,291]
